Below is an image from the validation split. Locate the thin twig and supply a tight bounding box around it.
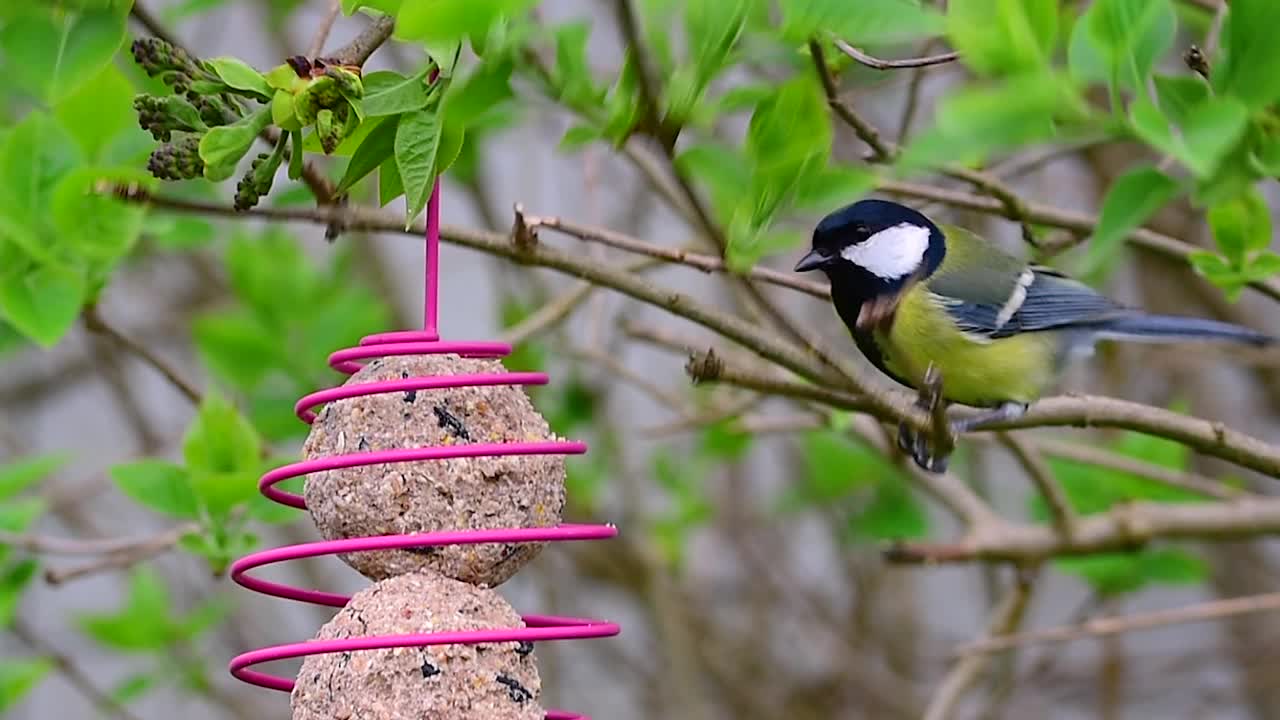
[500,282,596,347]
[0,524,198,556]
[1001,433,1077,540]
[44,523,196,585]
[519,211,828,297]
[306,0,343,58]
[923,570,1038,720]
[810,38,1039,243]
[82,305,201,406]
[960,591,1280,656]
[832,37,959,71]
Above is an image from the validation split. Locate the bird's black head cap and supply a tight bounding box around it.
[795,199,945,284]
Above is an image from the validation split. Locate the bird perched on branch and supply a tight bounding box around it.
[795,198,1275,473]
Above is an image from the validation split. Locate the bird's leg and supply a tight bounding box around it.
[899,365,954,473]
[949,401,1029,434]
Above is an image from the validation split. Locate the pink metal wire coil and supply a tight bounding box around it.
[228,182,620,720]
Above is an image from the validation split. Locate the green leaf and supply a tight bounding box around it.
[0,5,126,103]
[784,430,880,509]
[110,460,198,519]
[559,125,599,151]
[50,167,152,266]
[0,560,38,628]
[198,106,273,182]
[551,22,600,110]
[343,0,402,13]
[1086,0,1177,91]
[1208,187,1272,267]
[435,116,466,177]
[781,0,943,44]
[685,0,747,89]
[447,58,515,128]
[0,112,82,263]
[1212,0,1280,109]
[792,165,877,212]
[676,144,750,217]
[207,57,272,99]
[183,394,262,474]
[900,72,1083,171]
[1085,166,1180,276]
[396,0,537,44]
[0,455,67,501]
[336,116,399,194]
[53,63,136,160]
[271,90,300,131]
[849,478,928,540]
[948,0,1058,77]
[1151,74,1209,126]
[378,156,404,206]
[0,499,45,534]
[1129,96,1249,178]
[111,673,156,703]
[78,568,176,651]
[0,264,86,347]
[1055,547,1205,595]
[395,95,444,227]
[360,69,433,117]
[0,658,54,711]
[192,312,285,389]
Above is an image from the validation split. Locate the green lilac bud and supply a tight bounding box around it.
[234,135,287,211]
[147,136,204,180]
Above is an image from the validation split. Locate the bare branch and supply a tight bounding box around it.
[960,591,1280,656]
[44,524,197,585]
[328,13,395,66]
[886,497,1280,565]
[1001,433,1077,539]
[832,37,959,71]
[923,570,1038,720]
[306,0,343,58]
[0,524,198,556]
[82,304,202,406]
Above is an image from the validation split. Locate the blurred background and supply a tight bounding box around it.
[3,1,1280,719]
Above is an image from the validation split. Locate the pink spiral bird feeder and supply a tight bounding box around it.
[228,182,620,719]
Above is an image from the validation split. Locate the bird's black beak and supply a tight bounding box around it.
[794,249,830,273]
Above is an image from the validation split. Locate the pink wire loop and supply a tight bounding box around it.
[228,180,618,720]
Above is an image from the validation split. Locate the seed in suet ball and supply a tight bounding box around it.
[290,571,543,720]
[303,355,567,586]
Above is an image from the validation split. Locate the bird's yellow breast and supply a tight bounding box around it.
[873,288,1059,407]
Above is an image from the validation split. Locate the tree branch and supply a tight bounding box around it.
[832,37,959,71]
[961,590,1280,656]
[44,523,197,586]
[886,496,1280,565]
[82,304,202,406]
[306,0,343,58]
[1001,433,1077,540]
[923,570,1037,720]
[327,13,396,66]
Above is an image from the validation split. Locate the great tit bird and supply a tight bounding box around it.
[795,198,1275,472]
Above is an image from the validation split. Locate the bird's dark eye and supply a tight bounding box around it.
[854,224,870,235]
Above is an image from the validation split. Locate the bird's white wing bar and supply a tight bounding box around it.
[994,268,1035,329]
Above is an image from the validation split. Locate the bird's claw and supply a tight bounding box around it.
[896,421,951,474]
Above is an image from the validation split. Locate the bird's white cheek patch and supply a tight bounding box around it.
[840,223,930,279]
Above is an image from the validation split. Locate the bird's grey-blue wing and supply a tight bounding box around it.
[930,267,1124,339]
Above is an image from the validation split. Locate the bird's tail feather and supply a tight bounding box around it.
[1092,313,1275,347]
